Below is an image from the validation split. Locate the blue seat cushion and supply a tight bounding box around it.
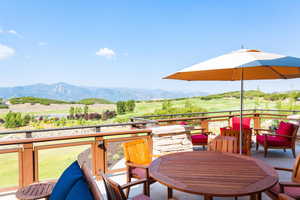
[50,161,83,200]
[65,178,94,200]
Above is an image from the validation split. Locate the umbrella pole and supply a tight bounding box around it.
[240,68,244,154]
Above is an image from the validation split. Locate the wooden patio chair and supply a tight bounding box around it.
[178,121,213,149]
[266,154,300,200]
[123,139,156,197]
[100,171,151,200]
[220,116,251,132]
[220,128,252,155]
[255,121,299,158]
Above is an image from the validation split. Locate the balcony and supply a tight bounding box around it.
[0,109,299,199]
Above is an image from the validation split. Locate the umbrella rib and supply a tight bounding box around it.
[267,66,287,79]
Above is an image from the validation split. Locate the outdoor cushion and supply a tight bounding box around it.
[191,134,208,144]
[65,178,94,200]
[49,161,83,200]
[232,117,251,130]
[256,135,291,147]
[131,167,147,178]
[270,183,300,199]
[276,121,294,140]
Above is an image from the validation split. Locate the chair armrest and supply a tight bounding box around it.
[193,128,205,131]
[120,178,148,190]
[125,161,149,169]
[151,154,161,158]
[274,167,293,172]
[263,133,294,138]
[279,181,300,192]
[253,128,273,133]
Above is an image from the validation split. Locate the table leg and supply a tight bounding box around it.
[250,192,261,200]
[204,195,213,200]
[167,187,173,199]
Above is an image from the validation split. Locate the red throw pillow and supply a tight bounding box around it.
[276,121,294,139]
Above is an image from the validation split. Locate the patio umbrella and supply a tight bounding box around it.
[164,49,300,154]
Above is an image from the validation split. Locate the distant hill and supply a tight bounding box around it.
[9,97,69,105]
[0,82,206,102]
[77,98,114,105]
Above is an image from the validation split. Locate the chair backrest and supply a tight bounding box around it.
[123,139,152,165]
[100,171,126,200]
[208,136,238,153]
[220,128,252,155]
[81,163,103,200]
[290,124,299,144]
[77,148,93,170]
[231,117,251,130]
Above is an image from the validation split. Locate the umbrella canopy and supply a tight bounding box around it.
[164,48,300,154]
[164,49,300,81]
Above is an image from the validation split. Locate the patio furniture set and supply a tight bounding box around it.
[190,116,299,158]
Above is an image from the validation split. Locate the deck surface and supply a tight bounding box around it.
[1,145,297,200]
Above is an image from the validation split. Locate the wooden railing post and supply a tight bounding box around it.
[20,143,35,186]
[200,119,209,132]
[92,136,105,180]
[253,113,261,134]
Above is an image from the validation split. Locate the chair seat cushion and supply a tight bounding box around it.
[270,183,300,199]
[132,194,151,200]
[131,167,147,178]
[191,134,208,144]
[256,135,291,147]
[50,161,83,200]
[65,178,93,200]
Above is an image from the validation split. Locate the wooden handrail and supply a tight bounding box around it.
[0,129,151,146]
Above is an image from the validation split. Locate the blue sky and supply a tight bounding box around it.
[0,0,300,94]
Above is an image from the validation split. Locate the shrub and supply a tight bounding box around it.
[116,101,126,114]
[102,110,116,120]
[125,100,135,112]
[84,105,89,115]
[4,111,31,128]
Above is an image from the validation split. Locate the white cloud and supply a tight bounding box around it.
[0,44,15,60]
[38,42,48,46]
[0,29,23,38]
[96,48,116,58]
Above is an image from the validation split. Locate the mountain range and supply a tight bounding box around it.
[0,83,207,102]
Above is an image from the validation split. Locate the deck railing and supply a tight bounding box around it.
[0,109,299,192]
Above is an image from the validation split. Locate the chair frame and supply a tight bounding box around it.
[100,171,149,200]
[266,155,300,200]
[255,124,299,158]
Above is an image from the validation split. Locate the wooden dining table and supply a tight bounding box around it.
[149,151,278,200]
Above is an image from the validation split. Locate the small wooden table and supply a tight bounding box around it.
[149,151,278,200]
[16,182,55,200]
